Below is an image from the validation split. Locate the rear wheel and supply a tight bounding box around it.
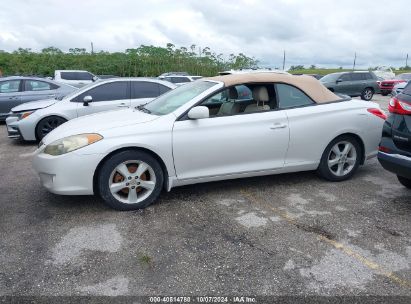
[98,150,164,210]
[361,88,374,101]
[36,116,67,140]
[397,175,411,189]
[317,136,361,181]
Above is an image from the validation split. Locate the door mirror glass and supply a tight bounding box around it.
[188,106,209,119]
[336,79,342,83]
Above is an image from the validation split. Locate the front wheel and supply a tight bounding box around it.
[98,150,164,210]
[36,116,67,140]
[361,88,374,101]
[317,136,361,181]
[397,175,411,189]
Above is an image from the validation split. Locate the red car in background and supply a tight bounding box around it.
[379,73,411,96]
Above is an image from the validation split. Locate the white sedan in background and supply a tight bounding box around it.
[32,73,386,211]
[6,78,176,141]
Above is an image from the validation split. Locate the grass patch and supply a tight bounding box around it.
[139,254,153,267]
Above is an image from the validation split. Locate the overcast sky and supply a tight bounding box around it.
[0,0,409,69]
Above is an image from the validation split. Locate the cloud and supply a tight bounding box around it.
[0,0,410,68]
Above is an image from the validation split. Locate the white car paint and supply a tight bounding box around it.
[32,79,384,199]
[6,78,176,141]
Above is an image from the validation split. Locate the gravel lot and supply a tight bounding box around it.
[0,94,410,298]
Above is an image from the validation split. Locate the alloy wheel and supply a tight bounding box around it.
[327,141,357,177]
[109,160,156,204]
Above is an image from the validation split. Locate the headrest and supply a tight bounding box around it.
[228,87,238,99]
[252,86,269,102]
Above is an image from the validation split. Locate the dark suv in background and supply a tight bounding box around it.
[378,82,411,188]
[320,71,380,101]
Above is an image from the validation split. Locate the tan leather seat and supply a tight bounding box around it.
[244,86,270,113]
[217,87,241,116]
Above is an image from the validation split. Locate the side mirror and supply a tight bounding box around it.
[92,76,98,82]
[188,106,209,120]
[83,95,93,106]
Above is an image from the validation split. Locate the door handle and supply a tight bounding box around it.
[8,96,18,100]
[270,123,287,130]
[117,103,129,108]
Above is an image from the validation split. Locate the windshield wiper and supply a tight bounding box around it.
[136,103,151,114]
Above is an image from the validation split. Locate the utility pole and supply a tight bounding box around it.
[352,52,357,70]
[406,53,409,68]
[91,42,94,54]
[282,50,286,70]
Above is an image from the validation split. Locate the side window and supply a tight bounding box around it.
[24,80,56,91]
[77,72,94,81]
[159,85,172,95]
[276,84,314,109]
[77,82,128,102]
[351,73,366,81]
[60,72,75,80]
[178,77,191,83]
[131,82,161,98]
[365,73,373,80]
[0,80,21,93]
[199,84,273,117]
[339,74,352,82]
[60,72,93,81]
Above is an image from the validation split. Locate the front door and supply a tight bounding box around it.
[172,84,289,180]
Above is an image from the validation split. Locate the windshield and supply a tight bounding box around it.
[56,82,95,100]
[398,74,411,81]
[144,81,217,115]
[320,73,341,83]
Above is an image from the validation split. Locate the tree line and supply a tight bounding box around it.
[0,44,259,77]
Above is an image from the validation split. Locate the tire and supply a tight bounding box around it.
[98,150,164,211]
[360,88,374,101]
[397,175,411,189]
[36,116,67,140]
[317,135,362,181]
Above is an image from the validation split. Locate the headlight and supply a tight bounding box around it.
[43,133,103,156]
[10,111,36,120]
[19,111,34,120]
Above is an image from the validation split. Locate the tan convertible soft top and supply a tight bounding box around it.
[205,73,340,103]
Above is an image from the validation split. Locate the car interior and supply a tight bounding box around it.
[201,83,277,117]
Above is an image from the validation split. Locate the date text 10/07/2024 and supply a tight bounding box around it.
[149,296,257,303]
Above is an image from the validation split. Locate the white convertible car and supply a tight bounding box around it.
[32,73,386,210]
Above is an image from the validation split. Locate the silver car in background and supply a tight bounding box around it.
[6,78,176,141]
[0,76,76,121]
[391,73,411,96]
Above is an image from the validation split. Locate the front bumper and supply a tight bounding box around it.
[378,151,411,179]
[32,149,104,195]
[5,116,21,139]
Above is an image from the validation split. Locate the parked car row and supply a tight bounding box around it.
[6,78,176,141]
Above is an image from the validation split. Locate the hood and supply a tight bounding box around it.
[42,108,159,144]
[12,98,57,112]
